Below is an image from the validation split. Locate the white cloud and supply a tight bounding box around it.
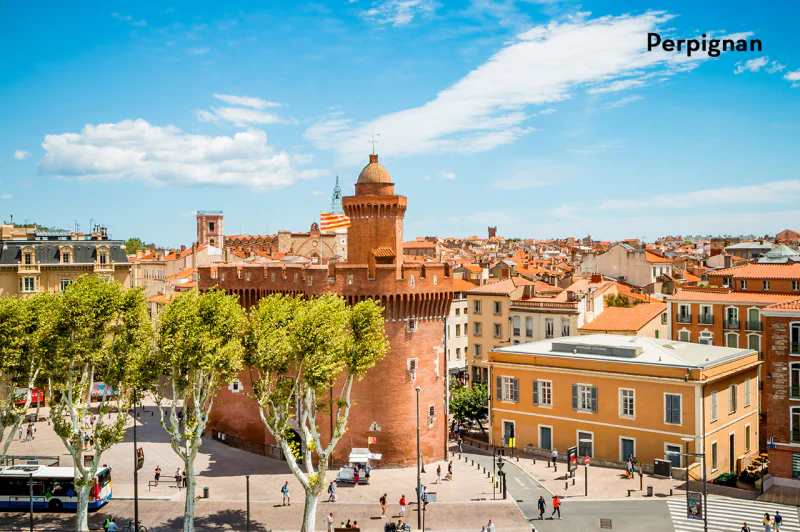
[360,0,437,26]
[539,108,557,115]
[565,141,620,154]
[197,107,296,127]
[767,61,786,74]
[599,180,800,211]
[439,171,456,180]
[311,190,325,196]
[189,47,210,56]
[545,204,584,220]
[14,150,31,160]
[603,95,643,109]
[786,69,800,88]
[1,194,11,200]
[307,12,751,165]
[423,175,432,180]
[38,119,327,190]
[733,56,769,74]
[111,12,147,27]
[212,94,283,109]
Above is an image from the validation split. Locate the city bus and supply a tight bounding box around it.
[0,465,112,511]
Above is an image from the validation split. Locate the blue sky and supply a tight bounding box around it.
[1,0,799,246]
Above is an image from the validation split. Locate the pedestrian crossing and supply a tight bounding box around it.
[667,496,800,531]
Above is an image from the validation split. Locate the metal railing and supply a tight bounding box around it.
[746,320,762,331]
[698,315,714,325]
[676,314,692,324]
[512,300,579,310]
[17,264,40,272]
[792,430,800,444]
[723,319,740,330]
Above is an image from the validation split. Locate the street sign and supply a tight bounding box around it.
[136,447,144,471]
[687,492,703,520]
[568,446,578,473]
[584,456,590,466]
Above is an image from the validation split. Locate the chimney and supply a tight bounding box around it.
[192,243,197,268]
[369,153,378,164]
[181,245,186,253]
[591,274,602,283]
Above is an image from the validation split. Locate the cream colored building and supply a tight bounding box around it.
[466,277,534,385]
[578,302,668,338]
[0,225,130,296]
[509,276,617,345]
[580,244,673,287]
[447,278,475,377]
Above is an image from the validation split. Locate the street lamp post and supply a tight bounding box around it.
[682,436,692,527]
[667,440,708,532]
[497,455,506,499]
[579,438,592,497]
[241,472,253,532]
[133,387,139,532]
[416,386,422,531]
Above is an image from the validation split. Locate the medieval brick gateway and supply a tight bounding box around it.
[198,154,452,467]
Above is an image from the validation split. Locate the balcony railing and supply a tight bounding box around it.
[545,332,554,339]
[17,264,40,273]
[723,319,740,330]
[698,315,714,325]
[94,263,114,272]
[512,328,520,336]
[512,300,579,310]
[746,320,762,332]
[792,430,800,444]
[676,313,692,324]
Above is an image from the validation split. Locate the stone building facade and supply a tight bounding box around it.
[198,154,452,467]
[196,211,224,248]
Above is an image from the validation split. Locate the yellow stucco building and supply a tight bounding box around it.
[489,335,760,480]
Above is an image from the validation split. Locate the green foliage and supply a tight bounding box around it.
[156,289,247,395]
[449,378,465,392]
[605,293,640,308]
[449,384,488,429]
[124,237,149,255]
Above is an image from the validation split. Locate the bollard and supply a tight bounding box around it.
[471,460,474,466]
[487,472,490,478]
[565,481,568,490]
[572,478,575,486]
[670,488,673,496]
[483,467,486,474]
[533,458,536,465]
[547,461,550,468]
[554,463,558,473]
[627,489,632,497]
[516,456,519,462]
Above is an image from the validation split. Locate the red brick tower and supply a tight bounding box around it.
[196,210,224,248]
[198,155,453,467]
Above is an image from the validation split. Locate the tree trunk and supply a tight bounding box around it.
[183,459,197,532]
[75,482,92,532]
[301,491,319,532]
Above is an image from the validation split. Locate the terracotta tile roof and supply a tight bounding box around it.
[371,247,396,258]
[466,277,532,295]
[452,278,478,292]
[459,264,483,273]
[579,302,667,332]
[668,289,798,305]
[403,241,437,249]
[710,263,800,280]
[763,298,800,313]
[645,251,673,263]
[534,281,563,294]
[167,267,196,281]
[173,280,196,289]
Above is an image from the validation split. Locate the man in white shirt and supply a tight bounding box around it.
[106,519,118,532]
[551,448,558,467]
[486,519,496,532]
[327,512,333,532]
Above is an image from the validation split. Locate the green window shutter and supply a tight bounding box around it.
[513,378,519,403]
[591,386,598,413]
[532,381,539,405]
[572,384,578,410]
[496,376,503,402]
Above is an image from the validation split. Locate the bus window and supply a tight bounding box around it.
[46,479,74,496]
[97,469,111,489]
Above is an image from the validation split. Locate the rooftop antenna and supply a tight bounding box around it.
[369,126,380,155]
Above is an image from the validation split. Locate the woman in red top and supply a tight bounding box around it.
[353,466,360,485]
[399,495,407,517]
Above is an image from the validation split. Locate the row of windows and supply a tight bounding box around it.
[22,250,109,265]
[495,376,683,424]
[709,380,751,422]
[447,347,466,360]
[472,322,503,338]
[510,316,569,338]
[676,329,761,350]
[472,300,503,315]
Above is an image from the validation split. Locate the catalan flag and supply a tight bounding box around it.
[320,212,351,232]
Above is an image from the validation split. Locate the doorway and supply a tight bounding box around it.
[503,421,515,446]
[621,438,635,462]
[539,426,552,451]
[729,433,735,473]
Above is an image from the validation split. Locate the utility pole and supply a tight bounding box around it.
[133,387,139,531]
[416,386,422,531]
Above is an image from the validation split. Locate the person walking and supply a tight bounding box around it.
[327,512,334,532]
[550,495,561,520]
[106,519,118,532]
[328,481,336,502]
[446,461,453,480]
[175,468,181,487]
[486,519,495,532]
[537,495,546,520]
[281,481,291,506]
[380,493,387,518]
[18,427,22,440]
[762,513,771,532]
[551,448,558,467]
[436,464,442,484]
[421,485,428,509]
[154,466,161,486]
[399,495,406,518]
[457,437,463,454]
[353,465,360,485]
[742,523,751,532]
[365,463,372,484]
[181,469,187,489]
[31,424,36,441]
[775,511,783,531]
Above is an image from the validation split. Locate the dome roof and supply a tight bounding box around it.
[357,154,392,184]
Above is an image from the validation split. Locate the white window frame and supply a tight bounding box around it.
[711,440,718,472]
[678,328,690,342]
[729,384,737,414]
[791,322,800,356]
[764,280,770,291]
[538,380,552,408]
[747,334,761,353]
[493,323,502,338]
[619,388,635,419]
[408,318,418,332]
[619,436,637,462]
[700,305,713,319]
[794,281,799,292]
[525,316,533,337]
[664,393,682,426]
[545,318,554,338]
[740,280,747,290]
[577,384,594,412]
[473,300,481,314]
[665,443,683,469]
[60,278,71,292]
[512,315,520,336]
[500,376,516,403]
[699,330,713,345]
[726,332,739,349]
[493,301,502,315]
[711,391,718,422]
[561,320,570,337]
[745,423,751,452]
[744,377,751,407]
[474,322,482,336]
